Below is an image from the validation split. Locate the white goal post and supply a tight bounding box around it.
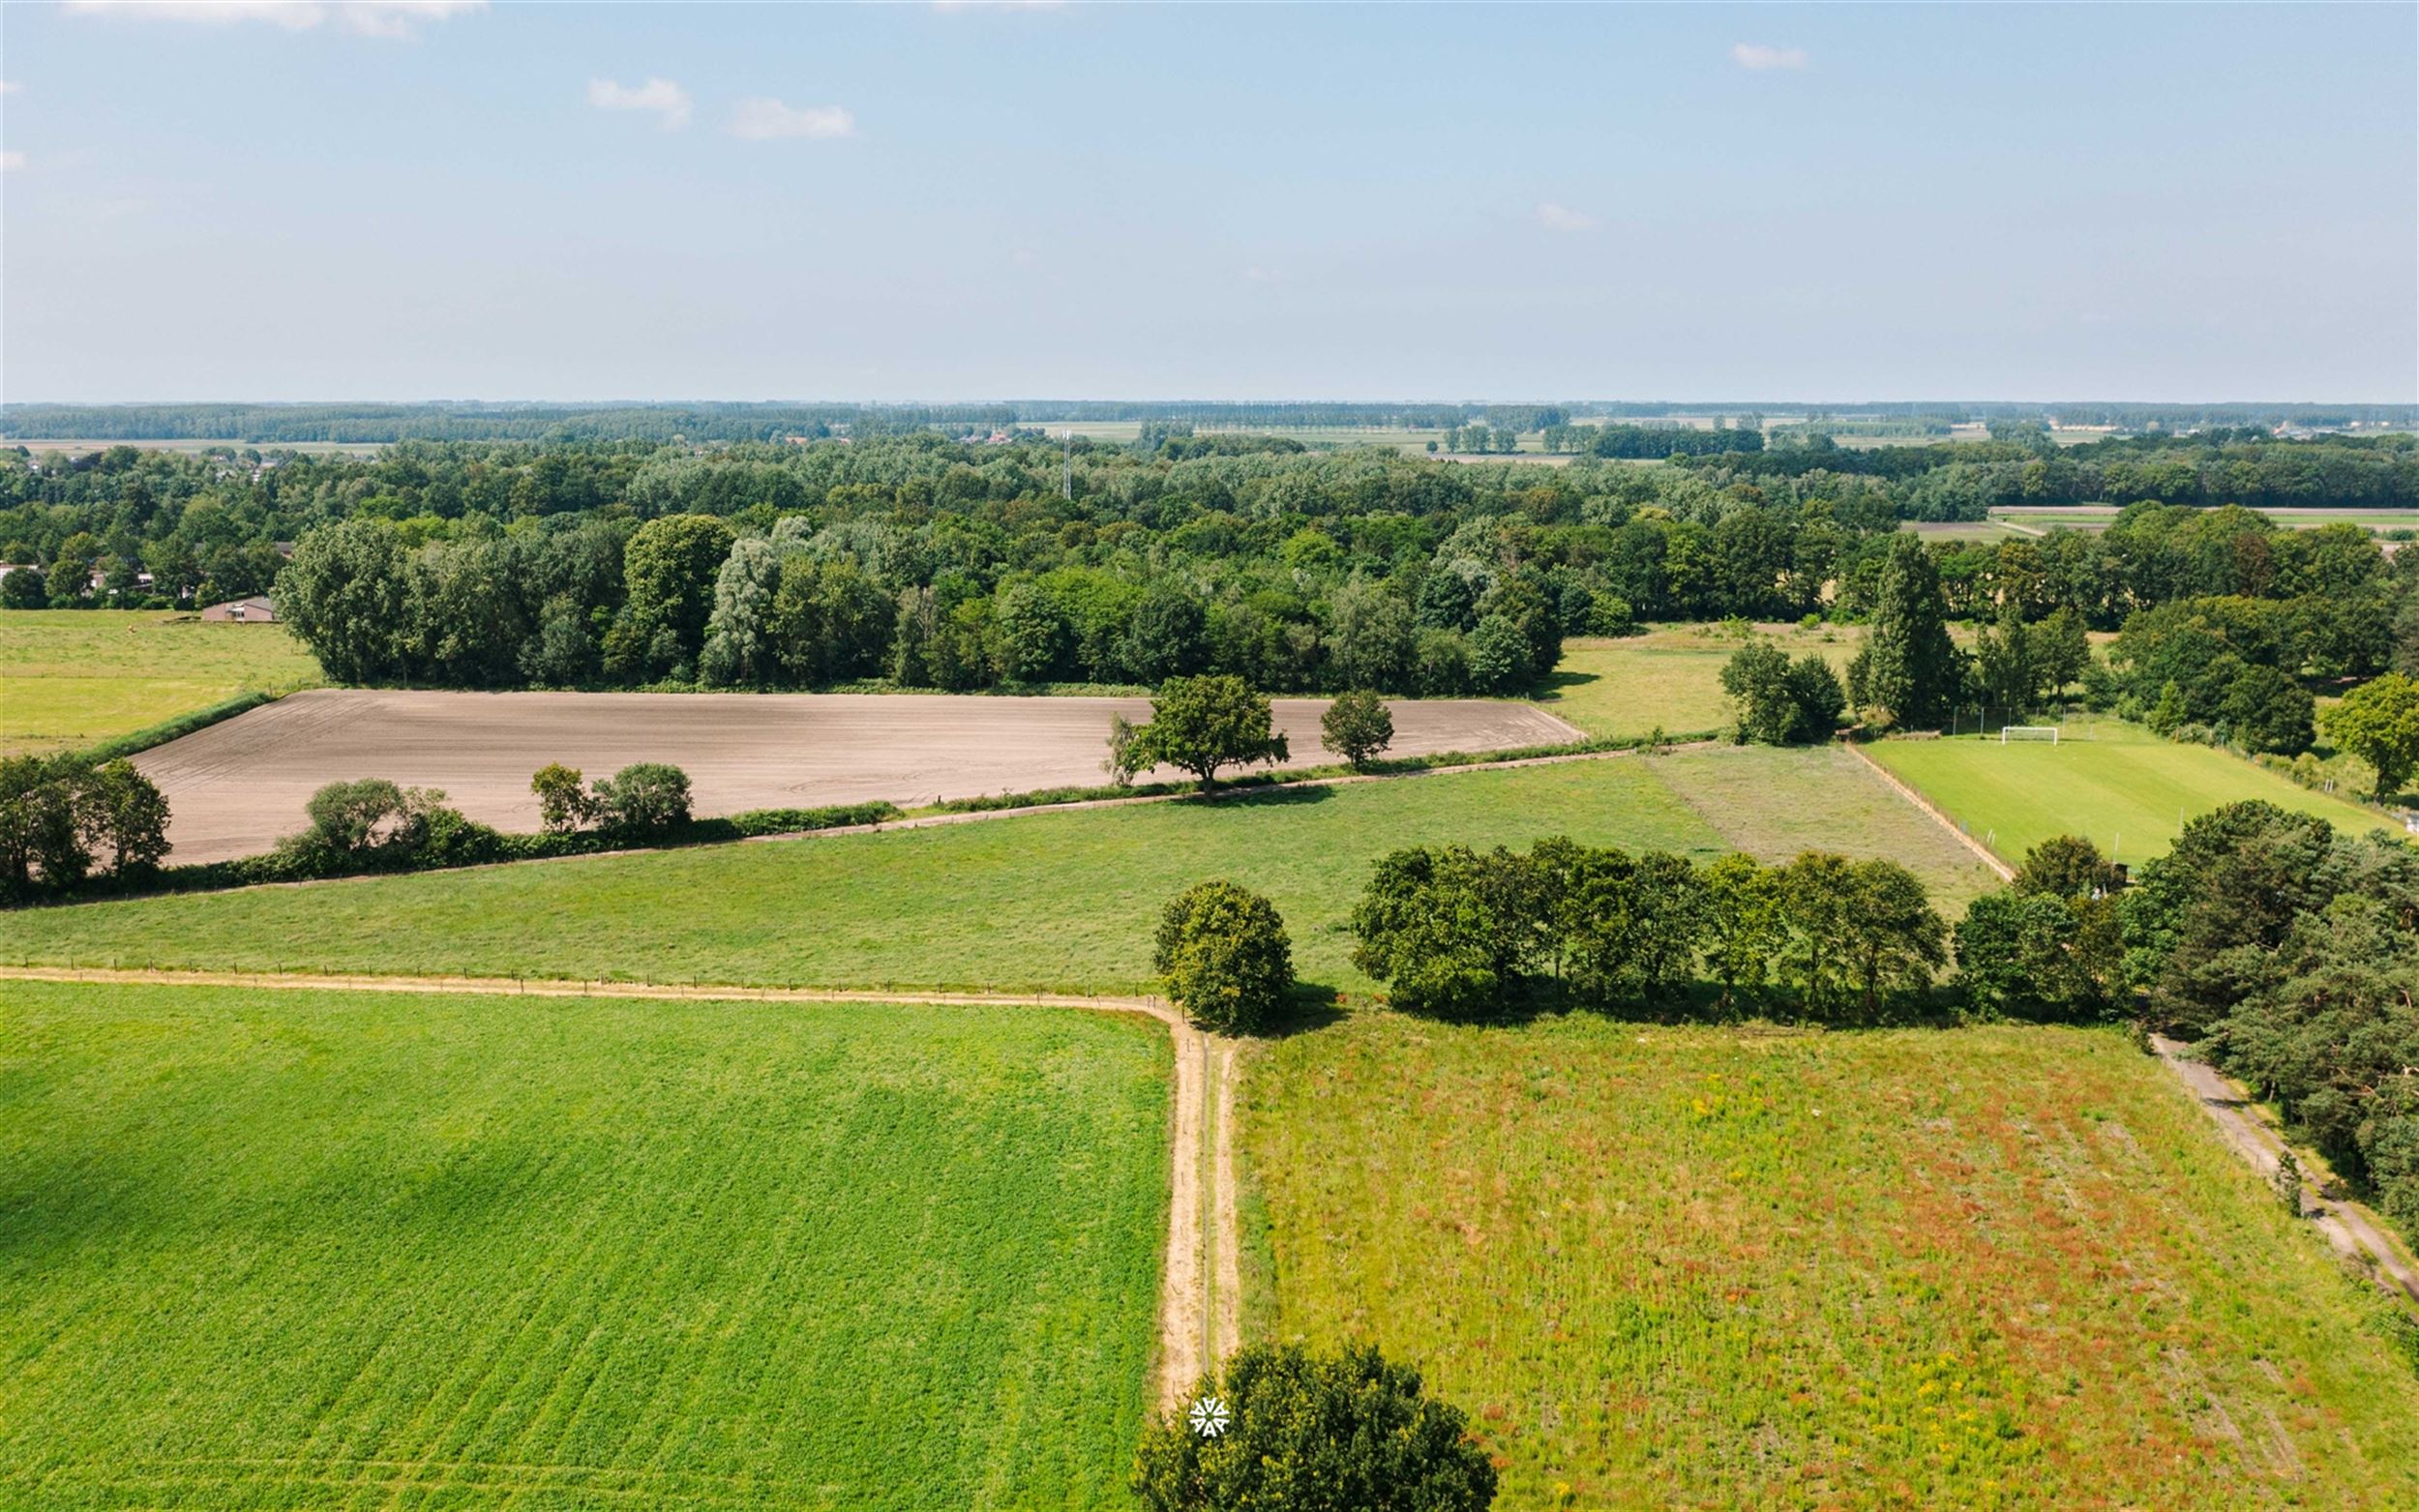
[2000,726,2060,745]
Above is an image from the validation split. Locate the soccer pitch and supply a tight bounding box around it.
[1863,722,2392,867]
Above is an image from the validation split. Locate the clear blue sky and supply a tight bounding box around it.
[3,2,2412,402]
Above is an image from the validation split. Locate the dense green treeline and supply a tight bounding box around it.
[2122,803,2419,1240]
[3,431,2411,701]
[1709,428,2419,517]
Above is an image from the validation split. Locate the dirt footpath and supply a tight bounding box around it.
[0,964,1243,1412]
[136,689,1583,864]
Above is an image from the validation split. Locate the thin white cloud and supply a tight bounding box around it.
[1731,43,1809,72]
[730,97,855,142]
[1535,201,1598,233]
[61,2,485,39]
[588,76,691,132]
[1,151,25,171]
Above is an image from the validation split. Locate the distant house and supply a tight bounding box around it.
[201,595,277,623]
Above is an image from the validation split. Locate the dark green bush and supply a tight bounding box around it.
[1153,880,1294,1033]
[1133,1343,1495,1512]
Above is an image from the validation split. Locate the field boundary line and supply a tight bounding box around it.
[1843,740,2015,880]
[0,963,1236,1411]
[37,739,1728,905]
[746,738,1712,845]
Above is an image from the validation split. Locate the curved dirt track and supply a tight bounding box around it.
[134,689,1585,864]
[1,964,1242,1413]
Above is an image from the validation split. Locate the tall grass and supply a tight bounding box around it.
[1240,1013,2419,1507]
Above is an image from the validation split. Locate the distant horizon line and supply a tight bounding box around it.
[5,397,2414,411]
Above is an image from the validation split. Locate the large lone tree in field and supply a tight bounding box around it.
[1118,675,1290,788]
[1851,536,1964,729]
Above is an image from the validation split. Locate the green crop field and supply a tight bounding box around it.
[1864,723,2392,867]
[2,749,2000,994]
[1239,1012,2419,1509]
[0,979,1169,1510]
[0,608,322,756]
[1538,624,1867,742]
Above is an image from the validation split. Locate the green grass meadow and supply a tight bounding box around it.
[0,980,1170,1510]
[0,608,322,756]
[1239,1013,2419,1509]
[1864,723,2393,867]
[1538,624,1866,742]
[2,749,1999,994]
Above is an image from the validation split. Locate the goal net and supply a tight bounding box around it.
[2001,726,2060,745]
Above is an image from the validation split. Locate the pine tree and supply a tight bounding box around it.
[1861,537,1964,729]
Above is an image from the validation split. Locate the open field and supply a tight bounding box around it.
[1239,1012,2419,1508]
[0,608,322,756]
[1902,519,2022,541]
[1538,624,1867,741]
[6,746,2000,993]
[1864,722,2392,867]
[133,688,1579,864]
[1989,505,2419,537]
[1655,744,2002,904]
[0,979,1170,1510]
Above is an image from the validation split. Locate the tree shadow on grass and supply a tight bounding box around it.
[1203,783,1336,810]
[1248,984,1349,1040]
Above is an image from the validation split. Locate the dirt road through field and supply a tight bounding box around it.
[2154,1035,2419,1304]
[0,964,1244,1412]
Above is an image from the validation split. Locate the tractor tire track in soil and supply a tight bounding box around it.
[0,964,1242,1412]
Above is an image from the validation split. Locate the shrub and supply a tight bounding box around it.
[592,762,693,834]
[1,564,46,608]
[75,759,171,875]
[1132,1343,1495,1512]
[1720,640,1845,745]
[1320,689,1394,770]
[1153,880,1295,1033]
[530,762,597,832]
[302,778,414,854]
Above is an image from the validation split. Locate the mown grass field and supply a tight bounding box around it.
[1239,1013,2419,1509]
[1865,723,2392,867]
[0,980,1169,1510]
[2,749,1999,994]
[0,608,322,756]
[1538,624,1867,742]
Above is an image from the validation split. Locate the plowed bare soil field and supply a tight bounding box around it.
[134,689,1582,863]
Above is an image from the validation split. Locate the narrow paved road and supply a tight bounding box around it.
[0,964,1243,1411]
